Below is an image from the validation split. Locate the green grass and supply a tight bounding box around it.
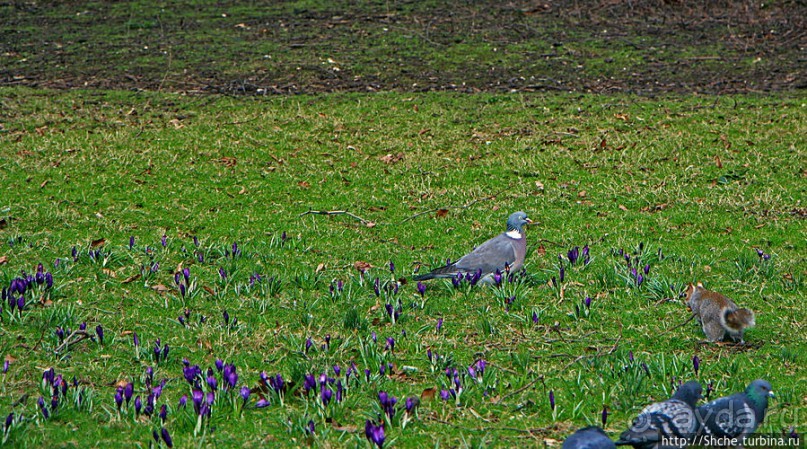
[0,89,805,448]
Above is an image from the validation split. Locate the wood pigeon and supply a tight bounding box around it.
[616,381,703,449]
[563,426,616,449]
[413,211,532,283]
[694,379,773,442]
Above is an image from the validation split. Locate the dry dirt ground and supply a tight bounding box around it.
[1,0,805,95]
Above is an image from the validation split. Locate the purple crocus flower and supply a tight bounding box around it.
[223,310,230,326]
[129,236,135,249]
[763,253,771,260]
[320,387,332,406]
[628,351,634,363]
[532,311,539,324]
[206,391,215,406]
[159,404,168,422]
[38,396,49,419]
[178,395,187,408]
[364,368,371,382]
[385,337,395,351]
[55,327,65,341]
[692,355,700,375]
[364,420,385,449]
[549,390,555,410]
[95,325,104,344]
[641,362,650,376]
[636,274,644,286]
[416,281,426,297]
[440,389,451,401]
[303,374,317,394]
[493,270,502,285]
[183,365,201,385]
[452,273,462,288]
[114,390,123,410]
[219,267,227,280]
[584,297,592,309]
[161,234,167,247]
[152,430,159,444]
[16,296,24,312]
[305,337,313,353]
[475,359,487,376]
[224,364,238,389]
[335,380,344,403]
[133,332,140,348]
[207,375,218,391]
[134,396,142,414]
[161,428,173,448]
[240,386,251,403]
[178,316,186,327]
[602,405,608,427]
[558,265,565,283]
[389,261,395,273]
[643,264,651,275]
[333,365,341,376]
[336,279,343,292]
[568,247,579,265]
[373,277,381,297]
[123,382,134,404]
[378,391,397,419]
[231,242,240,257]
[324,334,331,348]
[705,381,714,399]
[405,396,419,413]
[71,246,78,261]
[307,420,315,434]
[437,318,443,332]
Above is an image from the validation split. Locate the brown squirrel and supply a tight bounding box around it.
[684,282,755,343]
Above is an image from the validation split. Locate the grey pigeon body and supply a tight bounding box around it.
[695,379,773,443]
[616,381,703,449]
[563,426,616,449]
[413,211,531,282]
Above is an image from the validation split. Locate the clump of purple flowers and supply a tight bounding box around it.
[364,419,385,448]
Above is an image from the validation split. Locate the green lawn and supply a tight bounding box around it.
[0,89,805,448]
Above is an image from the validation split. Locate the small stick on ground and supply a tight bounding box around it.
[54,330,93,354]
[299,209,371,225]
[401,188,507,223]
[658,313,696,336]
[495,373,544,405]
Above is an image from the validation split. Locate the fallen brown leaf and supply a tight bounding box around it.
[354,261,372,273]
[203,285,216,296]
[298,181,310,188]
[102,268,117,278]
[435,209,449,218]
[315,263,326,273]
[421,387,437,400]
[379,152,405,164]
[0,256,7,265]
[578,190,587,198]
[618,204,628,212]
[91,238,106,248]
[715,155,723,168]
[151,284,170,294]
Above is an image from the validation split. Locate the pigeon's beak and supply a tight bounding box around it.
[525,218,534,225]
[769,391,775,398]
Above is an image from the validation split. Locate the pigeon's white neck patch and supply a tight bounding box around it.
[506,229,522,239]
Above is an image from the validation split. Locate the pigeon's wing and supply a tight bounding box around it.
[697,395,757,438]
[452,233,518,274]
[617,400,698,446]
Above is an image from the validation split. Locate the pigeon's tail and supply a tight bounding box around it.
[412,264,458,281]
[615,430,657,449]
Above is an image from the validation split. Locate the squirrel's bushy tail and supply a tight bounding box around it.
[724,308,755,331]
